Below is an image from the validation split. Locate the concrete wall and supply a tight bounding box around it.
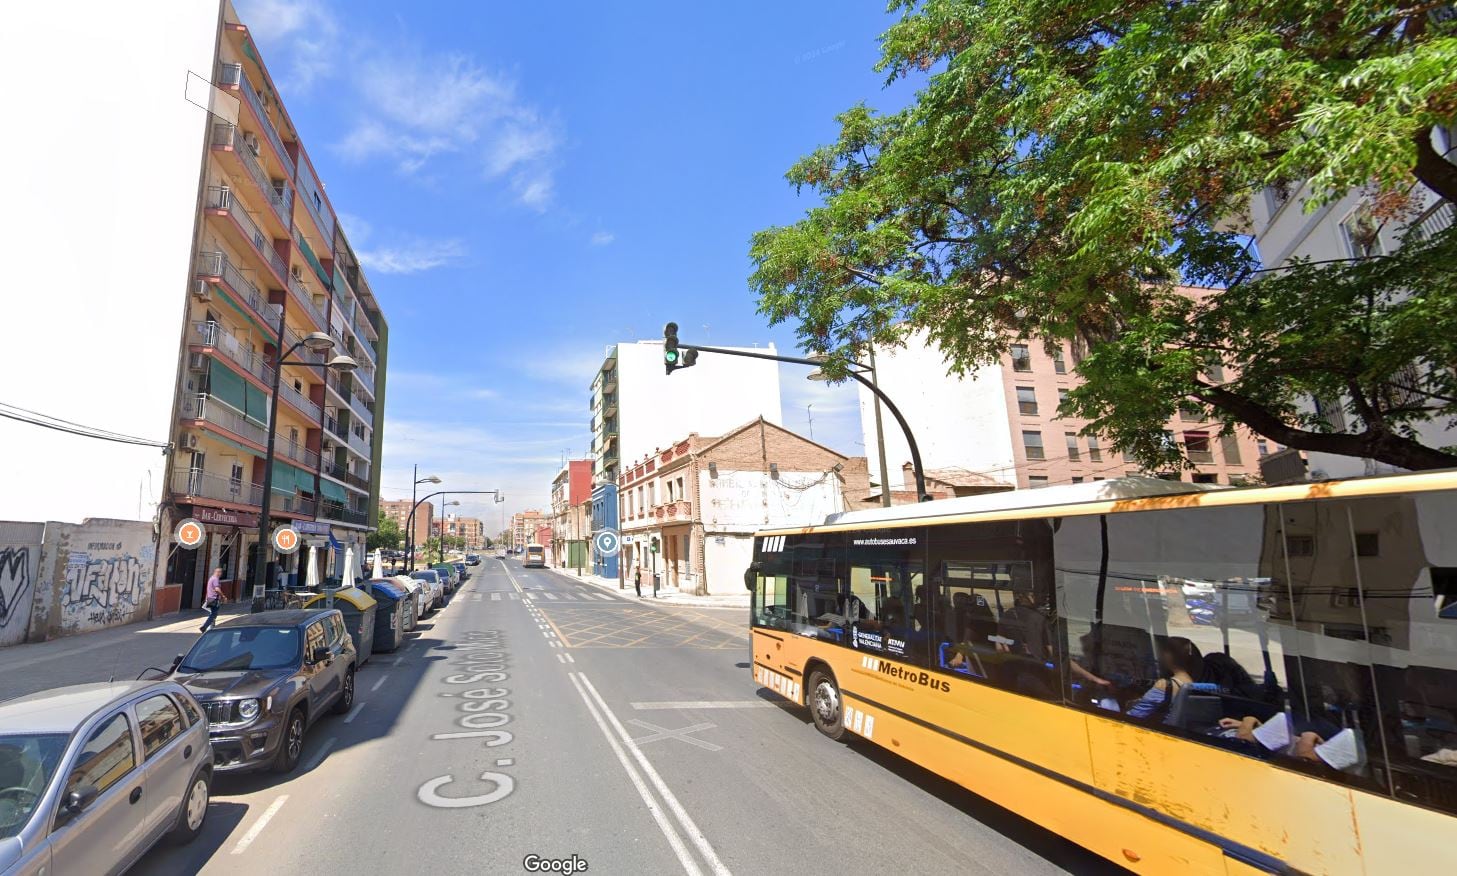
[616,341,783,468]
[0,519,159,646]
[0,1,223,523]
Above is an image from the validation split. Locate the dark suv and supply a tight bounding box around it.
[172,609,357,774]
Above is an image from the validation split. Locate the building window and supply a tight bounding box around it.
[1071,476,1084,484]
[1179,403,1202,422]
[1065,432,1080,461]
[1355,532,1380,557]
[1285,534,1315,557]
[1156,472,1182,481]
[1057,388,1069,407]
[1016,386,1038,416]
[1341,204,1385,259]
[1011,344,1032,372]
[1220,433,1242,465]
[1086,435,1102,462]
[1052,346,1067,375]
[1257,439,1270,457]
[1205,364,1225,383]
[1028,476,1049,488]
[1184,431,1213,463]
[1193,473,1219,484]
[1022,431,1045,460]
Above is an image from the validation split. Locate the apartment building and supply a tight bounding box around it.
[618,418,846,596]
[550,460,593,568]
[860,325,1263,491]
[1,2,389,615]
[589,341,783,485]
[380,499,433,547]
[511,511,545,551]
[451,517,485,548]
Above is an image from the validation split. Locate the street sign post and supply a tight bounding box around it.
[594,528,621,558]
[175,518,205,549]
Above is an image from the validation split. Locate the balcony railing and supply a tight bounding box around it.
[1414,200,1455,242]
[323,413,349,441]
[196,252,281,330]
[348,390,374,427]
[319,502,368,526]
[324,460,371,492]
[271,492,316,517]
[210,123,292,229]
[347,428,372,458]
[218,63,294,174]
[206,186,287,281]
[180,393,268,446]
[171,468,262,507]
[278,439,320,470]
[653,501,692,521]
[192,322,274,387]
[281,324,325,366]
[287,274,329,330]
[325,370,351,404]
[277,379,321,422]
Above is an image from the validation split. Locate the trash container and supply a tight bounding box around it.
[364,579,408,653]
[390,576,422,631]
[301,586,378,665]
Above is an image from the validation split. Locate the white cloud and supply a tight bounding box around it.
[235,0,339,92]
[334,50,560,209]
[357,237,465,274]
[589,231,616,246]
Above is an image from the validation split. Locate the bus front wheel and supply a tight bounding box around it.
[807,670,847,742]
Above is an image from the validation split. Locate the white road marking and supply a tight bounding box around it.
[567,673,704,876]
[303,735,337,771]
[371,675,388,692]
[231,794,289,855]
[562,652,575,663]
[631,701,777,710]
[512,593,522,601]
[549,641,562,648]
[344,703,366,724]
[393,655,405,667]
[491,592,501,601]
[576,674,731,875]
[542,592,560,600]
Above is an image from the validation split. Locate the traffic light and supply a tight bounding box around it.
[650,535,660,554]
[663,321,699,375]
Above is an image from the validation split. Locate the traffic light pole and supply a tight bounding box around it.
[679,343,931,502]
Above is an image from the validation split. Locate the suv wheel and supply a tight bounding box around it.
[273,707,306,773]
[332,667,356,715]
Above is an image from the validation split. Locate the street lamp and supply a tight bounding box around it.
[405,490,502,571]
[437,500,461,562]
[251,331,358,611]
[405,467,442,571]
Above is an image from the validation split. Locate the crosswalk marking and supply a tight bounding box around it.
[542,593,559,600]
[490,592,501,601]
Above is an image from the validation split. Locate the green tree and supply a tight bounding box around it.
[367,516,402,553]
[751,0,1457,471]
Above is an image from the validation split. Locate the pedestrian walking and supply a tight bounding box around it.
[633,563,642,598]
[201,567,224,632]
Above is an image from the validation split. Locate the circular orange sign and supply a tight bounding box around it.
[175,518,205,549]
[272,526,301,554]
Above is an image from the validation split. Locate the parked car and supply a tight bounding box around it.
[465,554,480,565]
[409,570,444,611]
[172,609,357,774]
[453,562,469,582]
[0,680,214,875]
[430,564,460,594]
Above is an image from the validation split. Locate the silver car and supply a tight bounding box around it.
[0,681,214,876]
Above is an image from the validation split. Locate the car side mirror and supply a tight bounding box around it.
[171,653,185,671]
[311,646,331,664]
[65,783,100,815]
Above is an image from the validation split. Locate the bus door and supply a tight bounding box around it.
[845,531,926,662]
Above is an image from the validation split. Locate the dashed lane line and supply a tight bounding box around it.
[371,675,388,692]
[230,795,288,855]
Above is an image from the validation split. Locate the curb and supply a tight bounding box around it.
[544,565,749,609]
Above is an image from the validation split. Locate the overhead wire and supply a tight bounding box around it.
[0,401,170,449]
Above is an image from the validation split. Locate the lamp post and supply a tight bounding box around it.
[251,330,358,612]
[405,467,442,572]
[809,348,893,506]
[437,500,461,563]
[405,490,502,571]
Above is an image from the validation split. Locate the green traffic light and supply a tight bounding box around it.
[665,350,678,364]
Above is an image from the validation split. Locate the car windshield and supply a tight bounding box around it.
[180,627,302,672]
[0,732,69,839]
[411,571,438,583]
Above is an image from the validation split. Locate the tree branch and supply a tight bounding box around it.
[1413,126,1457,203]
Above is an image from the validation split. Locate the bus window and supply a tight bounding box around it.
[845,530,926,661]
[930,520,1058,699]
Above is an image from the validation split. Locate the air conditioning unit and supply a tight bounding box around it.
[192,280,212,302]
[242,132,260,155]
[180,433,200,450]
[187,352,207,371]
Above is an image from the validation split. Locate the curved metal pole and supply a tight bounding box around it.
[406,490,500,571]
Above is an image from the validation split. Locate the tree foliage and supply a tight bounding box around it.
[367,516,402,552]
[751,0,1457,470]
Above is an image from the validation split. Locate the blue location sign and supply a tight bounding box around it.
[593,529,621,558]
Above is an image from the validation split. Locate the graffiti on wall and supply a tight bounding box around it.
[60,540,154,630]
[1,546,32,632]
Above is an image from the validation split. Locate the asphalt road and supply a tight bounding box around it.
[119,558,1121,875]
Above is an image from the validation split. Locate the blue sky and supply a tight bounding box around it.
[238,0,918,526]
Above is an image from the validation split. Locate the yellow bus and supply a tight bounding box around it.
[747,473,1457,875]
[523,543,546,568]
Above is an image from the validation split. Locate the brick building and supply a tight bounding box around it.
[380,498,432,547]
[618,418,848,595]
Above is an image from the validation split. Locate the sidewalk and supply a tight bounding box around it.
[0,603,248,703]
[545,565,749,609]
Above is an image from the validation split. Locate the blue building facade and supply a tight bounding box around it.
[590,482,619,579]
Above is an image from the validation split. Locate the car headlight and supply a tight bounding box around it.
[237,698,261,721]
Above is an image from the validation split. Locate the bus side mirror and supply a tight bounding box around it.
[744,562,761,592]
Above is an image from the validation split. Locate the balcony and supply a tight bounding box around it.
[191,321,273,387]
[217,63,294,176]
[323,412,349,442]
[1413,200,1455,242]
[271,492,316,517]
[347,427,372,459]
[281,324,325,366]
[320,501,369,526]
[209,123,292,231]
[205,186,287,283]
[196,252,281,334]
[287,273,329,331]
[277,379,321,422]
[277,439,319,470]
[180,393,267,447]
[348,390,374,427]
[171,468,262,507]
[653,500,692,522]
[324,459,371,492]
[325,371,351,405]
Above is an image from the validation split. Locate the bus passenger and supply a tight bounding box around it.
[1126,637,1203,721]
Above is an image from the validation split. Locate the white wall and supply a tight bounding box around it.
[702,534,754,596]
[0,1,224,523]
[698,470,843,532]
[858,331,1017,487]
[616,341,783,467]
